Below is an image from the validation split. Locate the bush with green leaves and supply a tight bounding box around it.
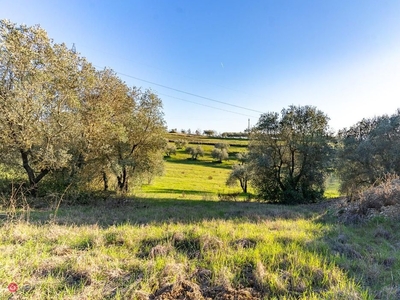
[174,139,188,149]
[249,105,334,204]
[337,110,400,196]
[211,148,229,163]
[185,146,204,160]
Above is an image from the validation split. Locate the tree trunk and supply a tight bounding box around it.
[240,179,247,193]
[102,171,109,191]
[117,166,129,193]
[20,149,49,196]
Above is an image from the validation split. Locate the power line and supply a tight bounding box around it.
[88,48,261,100]
[94,65,264,114]
[158,92,258,118]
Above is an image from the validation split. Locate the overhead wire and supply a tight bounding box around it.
[157,92,258,118]
[89,48,262,102]
[93,64,264,115]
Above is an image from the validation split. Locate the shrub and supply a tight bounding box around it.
[339,173,400,221]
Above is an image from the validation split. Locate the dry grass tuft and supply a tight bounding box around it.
[339,174,400,222]
[193,267,212,287]
[201,234,223,252]
[231,238,257,249]
[150,244,172,258]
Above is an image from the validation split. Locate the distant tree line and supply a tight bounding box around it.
[221,132,249,138]
[0,20,166,196]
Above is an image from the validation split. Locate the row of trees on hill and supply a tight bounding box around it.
[165,141,230,163]
[169,129,249,138]
[227,106,400,204]
[0,20,166,195]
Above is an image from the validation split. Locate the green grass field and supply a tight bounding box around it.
[1,142,399,299]
[142,144,339,200]
[141,146,248,200]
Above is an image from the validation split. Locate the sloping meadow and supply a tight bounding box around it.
[0,200,371,300]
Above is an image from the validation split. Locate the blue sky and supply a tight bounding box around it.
[2,1,400,133]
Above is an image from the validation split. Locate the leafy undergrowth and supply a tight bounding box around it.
[0,198,376,300]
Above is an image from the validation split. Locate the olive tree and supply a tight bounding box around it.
[174,139,187,149]
[226,152,251,193]
[215,143,230,150]
[0,20,84,195]
[186,146,204,160]
[211,142,230,162]
[165,144,176,157]
[108,89,166,192]
[249,105,333,203]
[203,129,216,136]
[0,20,167,196]
[211,148,229,163]
[337,111,400,196]
[76,67,135,191]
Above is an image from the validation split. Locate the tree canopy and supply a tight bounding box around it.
[249,105,333,203]
[337,111,400,196]
[226,152,251,193]
[0,20,166,195]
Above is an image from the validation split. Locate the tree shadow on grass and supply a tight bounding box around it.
[20,196,335,227]
[139,188,213,196]
[166,157,233,170]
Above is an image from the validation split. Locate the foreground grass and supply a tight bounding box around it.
[0,198,379,299]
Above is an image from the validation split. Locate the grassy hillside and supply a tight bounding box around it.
[141,145,249,200]
[142,141,339,200]
[2,138,399,299]
[166,132,249,147]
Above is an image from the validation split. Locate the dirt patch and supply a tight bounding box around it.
[203,285,261,300]
[64,270,92,287]
[150,280,262,300]
[149,266,265,300]
[236,263,259,289]
[194,268,212,287]
[150,279,204,300]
